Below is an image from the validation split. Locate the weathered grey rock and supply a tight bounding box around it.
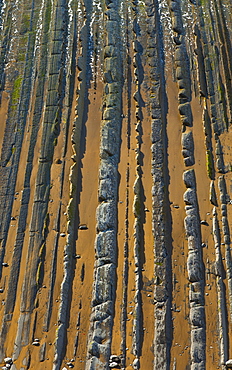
[95,230,116,264]
[92,264,115,305]
[172,14,183,34]
[182,131,194,166]
[183,169,196,188]
[184,214,200,241]
[153,302,167,368]
[90,301,113,322]
[96,202,116,232]
[151,143,163,166]
[151,119,162,144]
[191,328,206,363]
[98,179,116,201]
[39,343,46,362]
[175,44,187,62]
[179,103,193,126]
[184,188,197,206]
[106,21,118,46]
[105,94,120,109]
[190,306,205,327]
[190,361,205,370]
[182,131,194,151]
[100,125,119,158]
[104,46,116,58]
[188,236,199,250]
[210,181,217,206]
[92,316,111,344]
[154,285,167,302]
[215,139,225,173]
[99,161,117,180]
[187,250,201,282]
[104,57,120,83]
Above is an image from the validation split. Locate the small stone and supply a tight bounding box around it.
[78,224,88,230]
[109,362,119,368]
[5,364,11,369]
[110,355,120,363]
[11,217,16,221]
[226,359,232,366]
[74,254,81,259]
[32,341,40,346]
[66,363,74,368]
[200,220,209,226]
[4,358,13,365]
[60,233,66,237]
[0,288,3,293]
[2,263,9,267]
[133,358,140,369]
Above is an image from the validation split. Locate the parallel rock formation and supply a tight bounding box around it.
[0,0,232,369]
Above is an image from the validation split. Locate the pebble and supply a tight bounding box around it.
[66,362,74,368]
[110,355,120,363]
[200,220,209,226]
[4,358,12,365]
[2,263,9,267]
[78,224,88,230]
[60,233,66,237]
[32,341,40,346]
[109,362,119,368]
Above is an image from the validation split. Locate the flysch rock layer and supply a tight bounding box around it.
[0,0,232,369]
